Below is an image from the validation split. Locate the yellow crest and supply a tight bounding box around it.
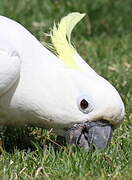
[49,12,86,69]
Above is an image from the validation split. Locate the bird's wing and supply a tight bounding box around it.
[0,49,21,96]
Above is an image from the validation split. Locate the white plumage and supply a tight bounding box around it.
[0,13,124,137]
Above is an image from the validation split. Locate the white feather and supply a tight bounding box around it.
[0,15,124,135]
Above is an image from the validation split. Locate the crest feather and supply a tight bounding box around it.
[50,12,85,69]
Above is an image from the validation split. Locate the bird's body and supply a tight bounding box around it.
[0,13,125,150]
[0,16,80,132]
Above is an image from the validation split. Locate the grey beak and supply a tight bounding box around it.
[66,121,113,152]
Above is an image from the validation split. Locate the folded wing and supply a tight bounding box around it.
[0,49,21,96]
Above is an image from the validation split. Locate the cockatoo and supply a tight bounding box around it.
[0,13,124,151]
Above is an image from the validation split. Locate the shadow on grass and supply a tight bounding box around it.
[0,126,66,153]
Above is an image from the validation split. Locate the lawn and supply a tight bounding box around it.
[0,0,132,179]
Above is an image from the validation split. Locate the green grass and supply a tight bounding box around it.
[0,0,132,179]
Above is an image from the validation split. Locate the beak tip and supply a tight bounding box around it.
[88,124,113,149]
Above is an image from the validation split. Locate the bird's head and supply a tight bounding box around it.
[44,12,125,151]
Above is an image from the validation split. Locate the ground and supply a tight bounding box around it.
[0,0,131,179]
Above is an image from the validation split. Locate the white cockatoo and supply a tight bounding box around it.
[0,13,124,151]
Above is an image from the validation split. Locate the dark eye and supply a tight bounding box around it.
[80,99,89,110]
